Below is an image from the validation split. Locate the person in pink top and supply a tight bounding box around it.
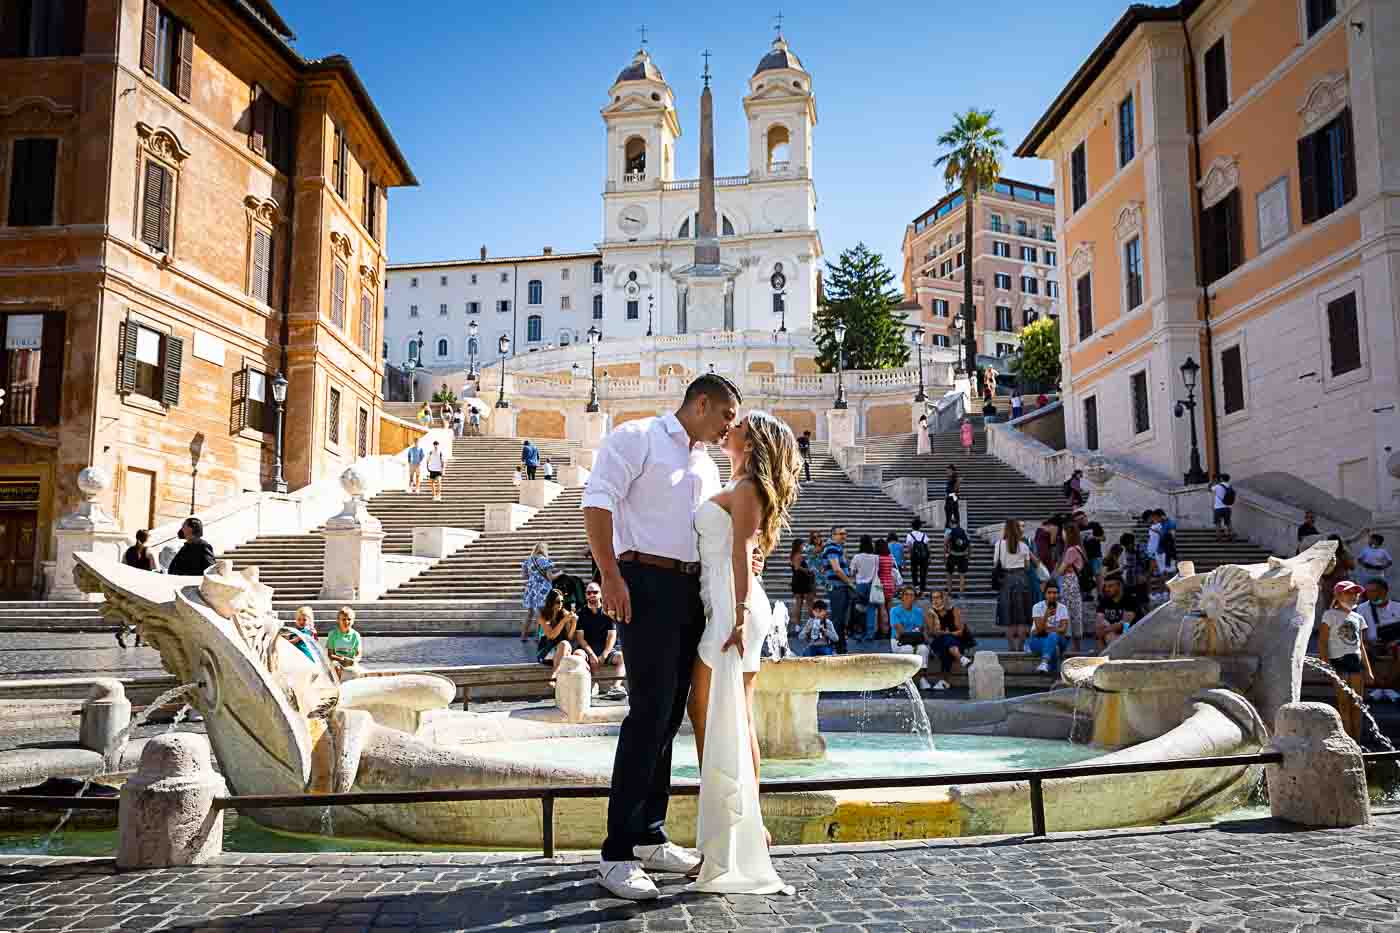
[874,538,900,638]
[959,418,974,456]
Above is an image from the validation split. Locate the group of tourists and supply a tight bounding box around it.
[416,397,481,437]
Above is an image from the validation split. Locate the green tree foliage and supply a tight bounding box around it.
[812,243,910,372]
[431,386,458,405]
[1014,317,1061,389]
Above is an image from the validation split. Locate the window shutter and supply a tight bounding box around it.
[36,312,64,425]
[357,408,369,458]
[1327,293,1360,376]
[1227,190,1244,276]
[1199,201,1217,283]
[140,161,164,248]
[1298,135,1319,225]
[6,138,29,224]
[140,0,158,75]
[161,333,183,406]
[1084,397,1099,451]
[117,320,138,394]
[249,83,266,154]
[1221,345,1244,414]
[332,263,346,327]
[251,229,271,303]
[175,24,193,101]
[1076,275,1093,341]
[26,138,57,226]
[327,388,341,444]
[230,367,248,433]
[360,293,372,351]
[1338,108,1357,206]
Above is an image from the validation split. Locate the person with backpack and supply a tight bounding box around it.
[797,430,813,483]
[1146,509,1178,578]
[905,519,932,595]
[945,522,971,596]
[1118,531,1150,616]
[1211,474,1236,541]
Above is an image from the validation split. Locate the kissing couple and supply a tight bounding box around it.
[582,373,803,899]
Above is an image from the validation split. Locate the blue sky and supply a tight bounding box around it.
[282,0,1131,273]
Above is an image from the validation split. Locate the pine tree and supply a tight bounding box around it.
[812,243,909,372]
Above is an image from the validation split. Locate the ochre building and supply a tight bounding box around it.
[0,0,415,597]
[1018,0,1398,519]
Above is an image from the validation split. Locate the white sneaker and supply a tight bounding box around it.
[933,679,950,691]
[960,655,973,667]
[1036,661,1051,674]
[597,861,659,900]
[634,841,701,875]
[919,676,932,690]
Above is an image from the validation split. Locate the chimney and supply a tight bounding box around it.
[479,245,487,260]
[542,246,553,255]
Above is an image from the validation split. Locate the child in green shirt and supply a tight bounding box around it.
[326,607,362,679]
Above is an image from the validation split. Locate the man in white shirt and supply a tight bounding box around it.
[1210,473,1234,541]
[1026,580,1071,674]
[1359,533,1393,588]
[424,440,446,502]
[582,374,739,900]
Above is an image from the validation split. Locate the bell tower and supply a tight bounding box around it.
[601,46,680,193]
[743,33,816,181]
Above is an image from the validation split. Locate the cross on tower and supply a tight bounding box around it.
[637,24,648,47]
[701,49,712,87]
[774,11,784,36]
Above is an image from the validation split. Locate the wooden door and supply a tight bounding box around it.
[0,511,38,599]
[122,467,156,536]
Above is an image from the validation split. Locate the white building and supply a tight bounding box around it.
[385,36,822,371]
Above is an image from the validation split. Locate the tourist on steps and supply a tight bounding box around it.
[801,600,838,656]
[945,522,971,597]
[425,440,446,502]
[1027,581,1071,675]
[959,417,974,457]
[788,539,815,631]
[797,430,813,482]
[1363,579,1400,703]
[167,517,216,577]
[406,442,425,493]
[1010,392,1023,420]
[890,586,935,690]
[906,518,932,594]
[574,581,627,698]
[886,532,905,579]
[520,542,559,641]
[521,439,540,480]
[849,535,880,640]
[1318,580,1373,742]
[1054,524,1089,654]
[822,526,856,654]
[803,530,826,598]
[874,538,900,639]
[116,529,157,647]
[284,606,320,663]
[326,607,363,680]
[1094,573,1136,651]
[1211,473,1235,541]
[929,588,975,675]
[994,519,1034,652]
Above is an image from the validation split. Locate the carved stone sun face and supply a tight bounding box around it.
[1187,565,1259,655]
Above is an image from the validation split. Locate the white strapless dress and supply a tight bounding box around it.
[692,497,790,895]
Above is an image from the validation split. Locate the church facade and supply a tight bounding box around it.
[385,37,822,370]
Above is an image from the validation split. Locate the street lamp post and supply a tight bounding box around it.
[952,313,966,375]
[646,294,654,337]
[1175,356,1209,486]
[910,325,927,403]
[833,321,848,410]
[467,320,479,379]
[495,334,512,409]
[270,371,288,493]
[585,325,600,413]
[777,289,787,335]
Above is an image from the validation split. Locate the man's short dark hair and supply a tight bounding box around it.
[812,600,828,612]
[1369,578,1389,592]
[135,529,148,543]
[184,517,204,537]
[682,373,742,408]
[911,517,923,530]
[1043,580,1060,593]
[830,525,845,537]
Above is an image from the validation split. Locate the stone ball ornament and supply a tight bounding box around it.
[77,465,112,499]
[339,464,369,501]
[1083,455,1114,486]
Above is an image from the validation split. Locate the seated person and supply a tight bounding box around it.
[801,600,839,657]
[283,605,320,663]
[1363,579,1400,702]
[890,586,931,683]
[928,589,975,673]
[1026,581,1071,675]
[535,589,577,680]
[325,607,363,680]
[573,582,626,698]
[1095,573,1137,650]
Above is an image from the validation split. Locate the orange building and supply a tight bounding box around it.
[1017,0,1398,518]
[0,0,415,596]
[901,178,1061,361]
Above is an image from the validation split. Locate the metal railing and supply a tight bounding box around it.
[0,751,1282,857]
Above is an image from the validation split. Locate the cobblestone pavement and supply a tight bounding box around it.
[3,814,1400,932]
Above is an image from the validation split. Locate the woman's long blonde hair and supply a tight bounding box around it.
[735,411,803,557]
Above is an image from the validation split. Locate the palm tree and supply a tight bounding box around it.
[934,109,1006,379]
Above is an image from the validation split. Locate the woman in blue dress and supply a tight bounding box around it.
[521,542,558,641]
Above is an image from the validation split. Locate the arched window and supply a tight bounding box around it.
[592,294,603,319]
[678,213,735,238]
[624,137,646,177]
[406,338,420,362]
[559,330,572,346]
[592,260,603,284]
[722,215,735,237]
[766,125,791,170]
[527,279,542,305]
[527,315,542,342]
[468,337,479,356]
[436,337,449,358]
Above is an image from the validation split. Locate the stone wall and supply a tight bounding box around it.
[866,403,913,438]
[774,409,817,437]
[516,409,567,440]
[378,414,426,456]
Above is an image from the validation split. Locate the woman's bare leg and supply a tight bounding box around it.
[551,643,572,678]
[521,609,536,640]
[689,658,714,770]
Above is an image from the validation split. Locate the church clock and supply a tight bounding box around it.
[617,205,648,236]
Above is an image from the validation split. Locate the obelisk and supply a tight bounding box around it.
[674,50,735,332]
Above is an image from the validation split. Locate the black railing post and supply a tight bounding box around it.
[1029,777,1046,837]
[542,793,555,858]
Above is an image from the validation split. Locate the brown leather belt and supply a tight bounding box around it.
[619,550,701,576]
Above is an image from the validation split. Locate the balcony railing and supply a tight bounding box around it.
[622,171,647,185]
[662,174,752,191]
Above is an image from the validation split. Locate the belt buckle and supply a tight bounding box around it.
[682,561,700,575]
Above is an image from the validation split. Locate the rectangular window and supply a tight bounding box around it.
[1221,344,1245,414]
[6,137,58,226]
[1200,189,1244,285]
[1042,224,1054,242]
[956,251,964,268]
[470,273,478,285]
[250,228,273,304]
[246,368,269,433]
[995,306,1012,331]
[249,84,294,174]
[359,292,372,353]
[139,159,172,251]
[993,241,1010,258]
[500,271,509,283]
[1,0,86,56]
[331,262,346,328]
[561,267,570,280]
[1020,246,1037,263]
[1076,274,1093,341]
[1046,280,1059,299]
[560,295,571,310]
[439,275,447,286]
[527,280,542,305]
[409,304,418,317]
[1124,236,1143,310]
[1204,39,1228,124]
[118,318,182,406]
[1021,276,1039,295]
[996,342,1014,357]
[990,214,1003,232]
[141,2,193,100]
[363,180,379,239]
[497,299,510,313]
[1084,396,1099,451]
[626,299,639,320]
[331,124,348,199]
[526,315,542,342]
[1070,143,1087,211]
[467,301,480,315]
[1023,308,1038,326]
[932,299,948,317]
[1326,292,1360,376]
[1298,108,1356,224]
[1130,371,1150,435]
[327,387,341,445]
[1118,93,1135,166]
[932,334,951,348]
[1016,219,1028,237]
[1306,0,1336,37]
[994,273,1011,290]
[592,294,603,320]
[1045,249,1057,267]
[439,303,448,316]
[357,407,369,458]
[410,277,418,287]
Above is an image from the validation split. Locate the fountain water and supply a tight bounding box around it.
[1301,656,1396,751]
[899,680,935,752]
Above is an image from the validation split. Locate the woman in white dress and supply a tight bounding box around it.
[687,410,802,895]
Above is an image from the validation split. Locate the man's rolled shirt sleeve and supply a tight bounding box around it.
[580,421,647,514]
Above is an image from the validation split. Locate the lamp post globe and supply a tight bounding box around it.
[910,325,927,403]
[1176,355,1208,486]
[269,371,288,493]
[495,334,511,409]
[585,325,601,413]
[467,320,479,378]
[832,321,848,410]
